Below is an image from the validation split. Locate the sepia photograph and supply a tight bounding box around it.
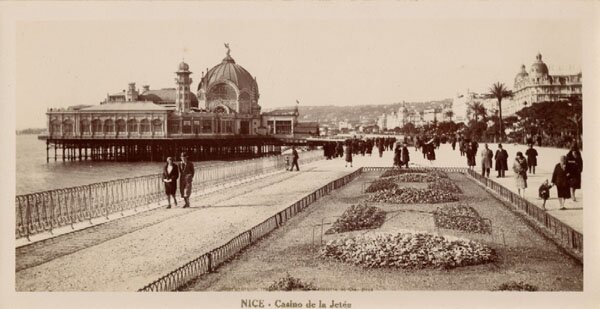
[1,1,599,308]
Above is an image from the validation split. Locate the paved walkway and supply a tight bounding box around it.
[15,144,582,291]
[15,157,359,291]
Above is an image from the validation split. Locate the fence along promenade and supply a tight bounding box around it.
[15,151,324,240]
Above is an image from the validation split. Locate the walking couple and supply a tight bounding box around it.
[162,152,195,209]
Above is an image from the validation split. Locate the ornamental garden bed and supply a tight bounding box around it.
[325,203,386,234]
[183,171,582,291]
[320,232,496,270]
[434,204,491,234]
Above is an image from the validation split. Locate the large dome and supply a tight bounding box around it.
[198,54,258,97]
[530,53,549,77]
[514,64,529,84]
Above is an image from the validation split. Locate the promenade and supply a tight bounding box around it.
[15,143,583,291]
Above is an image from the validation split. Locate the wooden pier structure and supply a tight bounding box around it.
[42,136,313,162]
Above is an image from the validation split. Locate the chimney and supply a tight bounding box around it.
[142,85,150,92]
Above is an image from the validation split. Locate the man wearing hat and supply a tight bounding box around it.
[179,152,195,208]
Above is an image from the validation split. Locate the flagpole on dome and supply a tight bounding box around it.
[295,99,299,116]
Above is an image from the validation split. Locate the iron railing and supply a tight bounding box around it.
[466,169,583,258]
[138,168,363,292]
[15,151,325,240]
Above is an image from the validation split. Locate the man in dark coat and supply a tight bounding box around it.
[290,146,300,171]
[494,144,509,178]
[401,143,410,168]
[525,144,538,174]
[179,152,195,208]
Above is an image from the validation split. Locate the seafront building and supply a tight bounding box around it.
[453,52,582,123]
[44,47,319,161]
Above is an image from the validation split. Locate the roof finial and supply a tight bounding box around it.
[224,43,231,57]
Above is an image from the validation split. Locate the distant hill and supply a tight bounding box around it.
[267,99,452,126]
[17,128,46,135]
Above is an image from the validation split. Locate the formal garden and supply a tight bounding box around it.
[183,169,582,291]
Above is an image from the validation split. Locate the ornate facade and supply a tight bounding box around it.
[504,53,582,116]
[46,46,299,139]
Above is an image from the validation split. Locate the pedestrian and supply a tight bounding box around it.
[525,144,538,174]
[162,156,179,209]
[336,142,344,158]
[537,134,542,147]
[345,141,353,168]
[466,142,476,170]
[451,137,456,151]
[377,139,384,158]
[513,152,528,197]
[538,179,553,211]
[494,144,509,178]
[179,152,194,208]
[566,144,582,201]
[290,146,300,171]
[425,140,436,165]
[551,155,571,210]
[480,144,493,178]
[401,142,410,168]
[393,144,401,167]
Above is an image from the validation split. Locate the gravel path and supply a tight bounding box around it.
[16,158,356,291]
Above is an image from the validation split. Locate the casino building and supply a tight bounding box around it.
[45,46,318,161]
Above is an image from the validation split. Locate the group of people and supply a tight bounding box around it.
[545,145,583,210]
[162,152,195,209]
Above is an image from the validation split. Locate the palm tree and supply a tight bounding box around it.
[488,82,513,141]
[467,102,487,122]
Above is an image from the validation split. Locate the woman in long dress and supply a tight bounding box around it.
[344,141,353,168]
[552,155,571,210]
[162,157,179,208]
[512,152,528,197]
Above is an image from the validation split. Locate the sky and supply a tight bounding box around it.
[14,6,584,130]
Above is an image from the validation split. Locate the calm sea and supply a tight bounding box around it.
[15,135,221,195]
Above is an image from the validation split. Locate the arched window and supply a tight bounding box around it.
[127,119,138,133]
[140,119,150,133]
[115,119,126,133]
[91,119,102,133]
[50,119,61,135]
[239,92,251,101]
[62,120,73,135]
[80,119,90,133]
[152,119,163,133]
[104,119,114,133]
[207,83,237,101]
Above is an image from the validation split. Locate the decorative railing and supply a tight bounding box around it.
[15,151,324,240]
[138,168,363,292]
[466,169,582,259]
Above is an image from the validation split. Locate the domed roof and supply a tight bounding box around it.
[178,61,190,71]
[198,52,258,96]
[515,64,529,82]
[530,53,549,77]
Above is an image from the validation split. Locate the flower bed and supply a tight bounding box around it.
[434,204,491,234]
[325,204,386,234]
[367,187,459,204]
[365,178,398,193]
[496,281,538,291]
[380,168,429,178]
[387,173,438,183]
[320,232,496,269]
[267,273,317,291]
[427,179,462,194]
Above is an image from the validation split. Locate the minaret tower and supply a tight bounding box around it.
[175,61,193,113]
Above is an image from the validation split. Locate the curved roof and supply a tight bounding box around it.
[198,53,258,98]
[530,53,549,77]
[139,88,198,107]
